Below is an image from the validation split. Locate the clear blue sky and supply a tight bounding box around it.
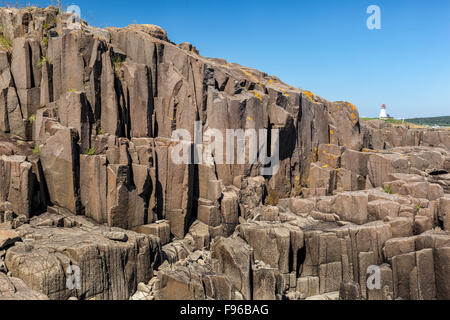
[9,0,450,118]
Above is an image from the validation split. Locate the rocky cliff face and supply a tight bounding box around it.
[0,6,449,301]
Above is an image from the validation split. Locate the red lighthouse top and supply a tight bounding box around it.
[381,104,386,109]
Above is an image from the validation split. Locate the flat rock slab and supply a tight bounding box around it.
[0,273,49,300]
[4,222,160,300]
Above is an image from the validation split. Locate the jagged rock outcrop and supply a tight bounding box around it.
[0,273,49,300]
[0,6,449,301]
[5,212,161,300]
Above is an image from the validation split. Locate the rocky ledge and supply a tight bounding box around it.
[0,6,449,300]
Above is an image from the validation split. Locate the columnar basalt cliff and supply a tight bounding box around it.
[0,6,449,301]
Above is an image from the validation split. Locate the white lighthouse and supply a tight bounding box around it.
[379,104,392,119]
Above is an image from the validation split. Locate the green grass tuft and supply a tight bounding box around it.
[41,36,49,48]
[265,182,280,206]
[37,56,51,69]
[33,145,40,155]
[111,55,126,76]
[29,114,36,124]
[384,185,393,194]
[0,33,13,52]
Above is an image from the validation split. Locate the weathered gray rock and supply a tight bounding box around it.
[0,273,49,300]
[239,222,291,273]
[368,200,400,221]
[252,264,279,300]
[203,274,236,300]
[5,221,159,300]
[40,122,81,214]
[80,154,108,223]
[211,236,253,300]
[123,61,153,138]
[438,197,450,230]
[334,192,368,225]
[58,92,93,152]
[435,247,450,300]
[339,281,361,300]
[368,153,410,188]
[133,221,171,245]
[0,155,34,218]
[156,266,206,300]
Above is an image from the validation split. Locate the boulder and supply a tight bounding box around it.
[211,237,253,300]
[414,216,433,235]
[203,274,235,300]
[336,168,365,192]
[187,221,211,250]
[318,144,344,168]
[5,223,158,300]
[341,149,370,177]
[399,182,444,200]
[197,203,221,227]
[367,153,410,188]
[80,155,108,224]
[252,264,279,300]
[383,237,416,260]
[297,276,320,299]
[339,281,361,300]
[156,266,205,300]
[40,123,81,214]
[368,200,400,221]
[388,217,414,238]
[239,222,290,273]
[220,189,239,236]
[334,192,368,225]
[308,162,335,194]
[133,221,170,245]
[289,198,316,217]
[327,101,361,150]
[0,155,34,218]
[239,176,266,219]
[0,273,49,300]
